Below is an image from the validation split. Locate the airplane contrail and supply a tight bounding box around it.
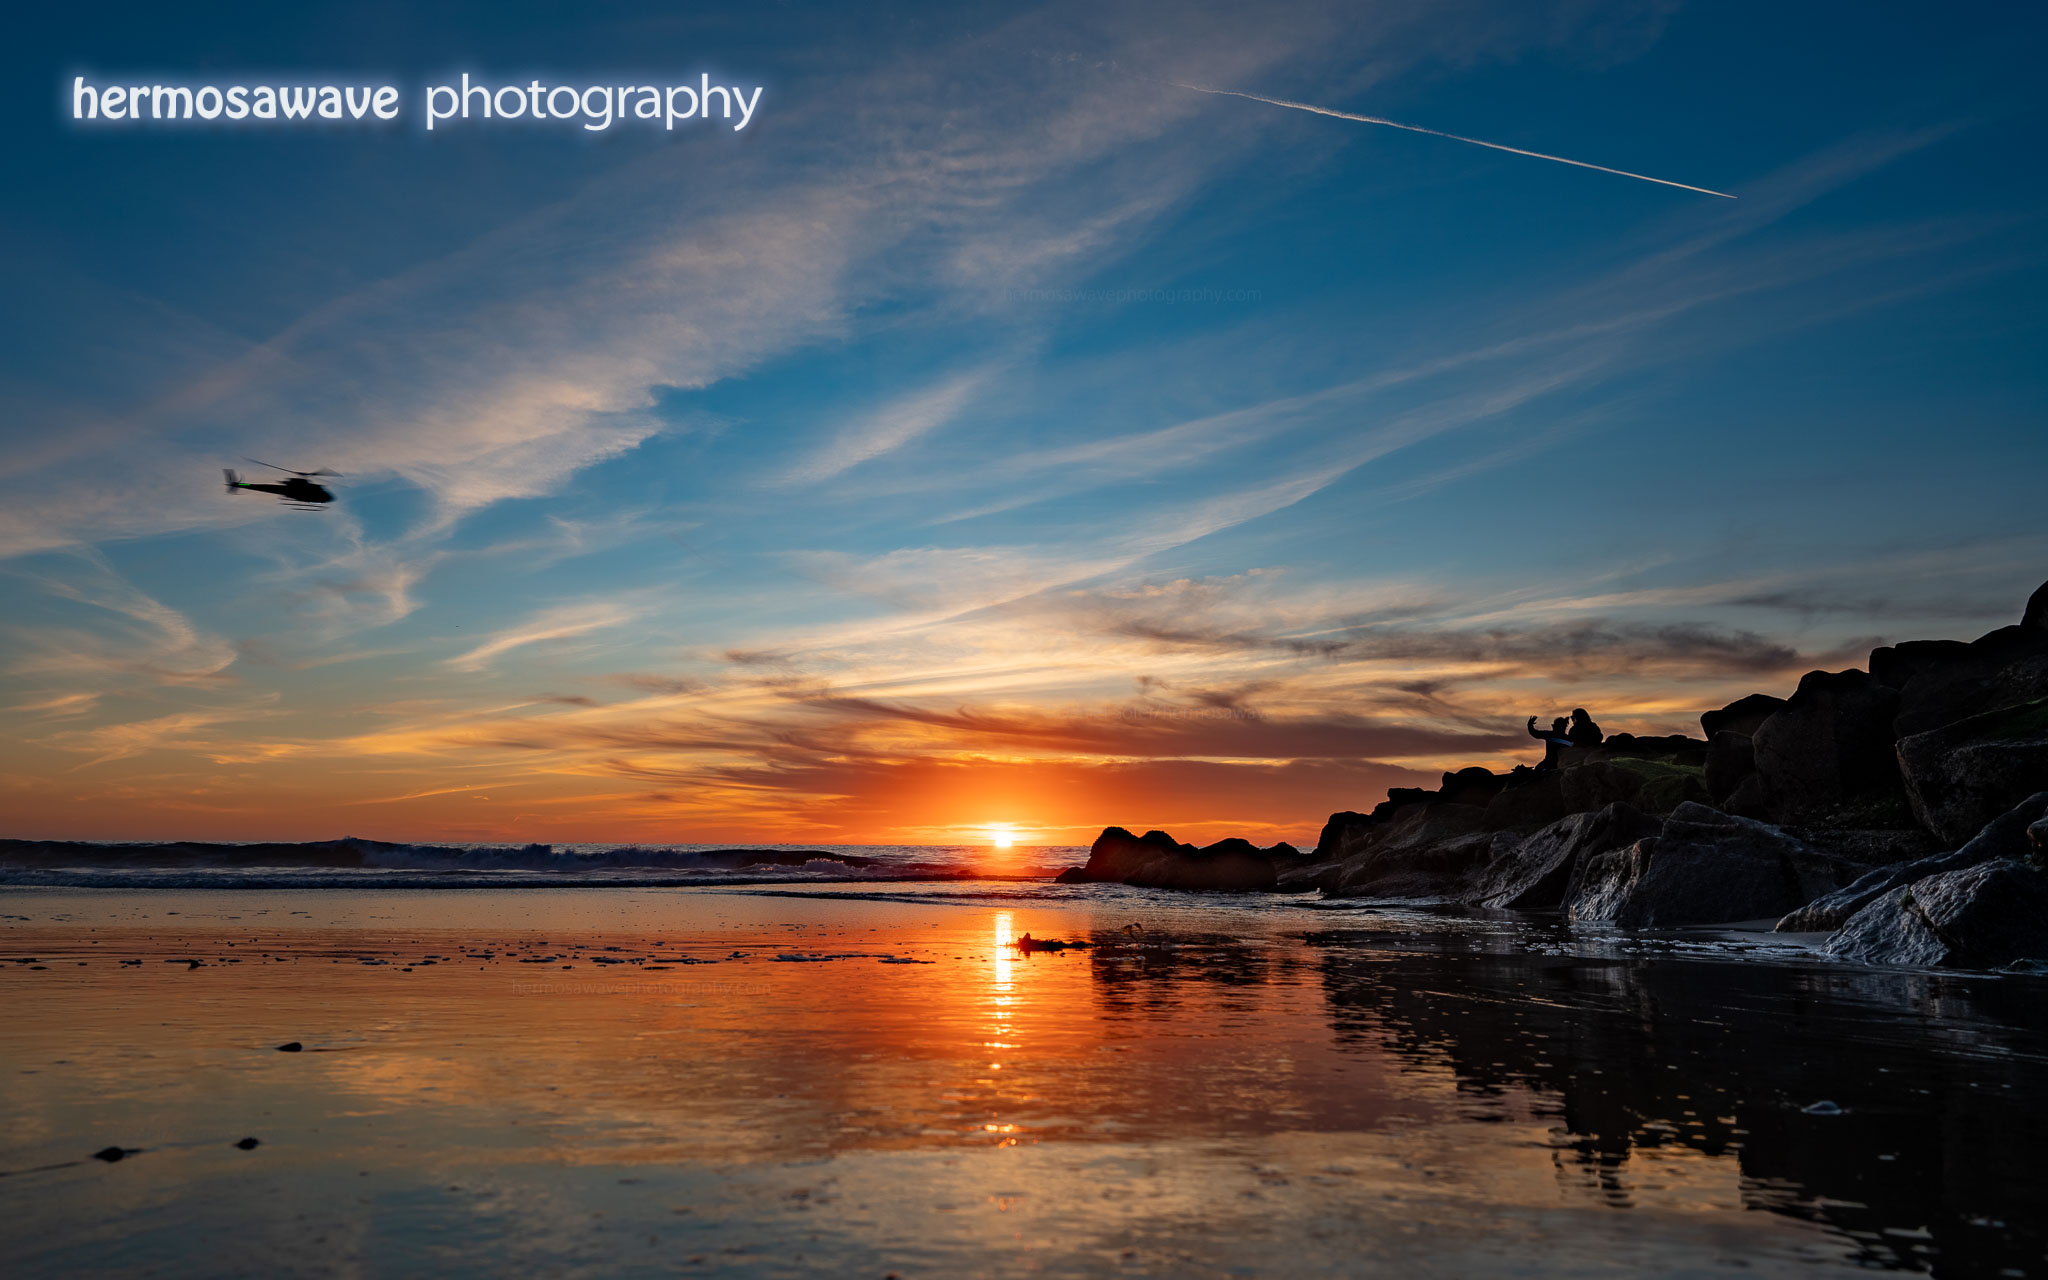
[1169,80,1735,200]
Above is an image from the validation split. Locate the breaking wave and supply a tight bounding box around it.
[0,837,1081,890]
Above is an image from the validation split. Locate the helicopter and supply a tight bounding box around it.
[223,458,340,505]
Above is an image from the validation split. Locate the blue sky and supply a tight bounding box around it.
[2,0,2044,844]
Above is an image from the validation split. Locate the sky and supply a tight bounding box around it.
[2,0,2044,847]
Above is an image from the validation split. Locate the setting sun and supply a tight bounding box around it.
[989,825,1015,849]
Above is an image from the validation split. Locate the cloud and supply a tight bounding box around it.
[447,602,639,673]
[772,367,997,489]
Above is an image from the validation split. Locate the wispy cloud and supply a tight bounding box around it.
[772,367,996,488]
[447,602,640,674]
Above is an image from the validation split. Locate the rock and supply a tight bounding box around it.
[1065,827,1281,892]
[92,1146,130,1162]
[1869,638,1972,691]
[1719,772,1773,820]
[1703,731,1757,803]
[1370,788,1435,821]
[1559,758,1709,815]
[1052,867,1089,884]
[1324,803,1495,899]
[276,1041,303,1053]
[1437,767,1506,808]
[1468,803,1661,910]
[1701,693,1786,740]
[1778,791,2048,931]
[1313,811,1372,859]
[1822,859,2048,969]
[1568,803,1855,928]
[1750,669,1904,820]
[1481,769,1569,832]
[1789,826,1939,869]
[235,1137,261,1150]
[1897,697,2048,845]
[1890,641,2048,737]
[2027,578,2048,634]
[2032,817,2048,869]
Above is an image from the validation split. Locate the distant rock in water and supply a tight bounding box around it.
[1056,828,1300,892]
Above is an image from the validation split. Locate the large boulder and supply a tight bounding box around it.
[1777,791,2048,932]
[1312,811,1373,860]
[1886,637,2048,737]
[1567,803,1855,928]
[1467,803,1661,910]
[1750,669,1905,820]
[1896,697,2048,845]
[1701,693,1786,740]
[1324,803,1496,899]
[1821,859,2048,969]
[1703,731,1757,803]
[1437,766,1506,808]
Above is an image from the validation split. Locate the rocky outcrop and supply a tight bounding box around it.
[1469,803,1661,910]
[1319,802,1497,899]
[1057,828,1299,892]
[1777,791,2048,932]
[1896,697,2048,845]
[1061,579,2048,965]
[1701,693,1785,740]
[1821,859,2048,969]
[1750,669,1906,820]
[1567,803,1855,928]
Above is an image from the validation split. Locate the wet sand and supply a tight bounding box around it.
[3,887,2043,1277]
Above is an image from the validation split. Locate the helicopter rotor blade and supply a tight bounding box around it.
[242,456,339,478]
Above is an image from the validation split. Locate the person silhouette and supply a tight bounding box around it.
[1527,715,1572,771]
[1567,707,1604,748]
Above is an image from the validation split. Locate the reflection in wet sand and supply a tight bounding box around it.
[2,888,2042,1277]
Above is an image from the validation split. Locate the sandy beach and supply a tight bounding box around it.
[5,886,2043,1277]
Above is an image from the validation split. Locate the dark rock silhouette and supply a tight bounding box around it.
[1751,669,1906,819]
[1700,692,1785,739]
[1056,827,1298,892]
